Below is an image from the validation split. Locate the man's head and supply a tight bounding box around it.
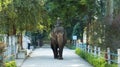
[57,17,62,24]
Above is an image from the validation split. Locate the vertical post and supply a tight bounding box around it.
[13,35,16,58]
[76,40,78,48]
[0,42,5,67]
[84,44,86,51]
[11,36,14,57]
[73,40,76,47]
[118,49,120,67]
[87,45,90,53]
[90,46,92,54]
[94,46,97,56]
[80,44,83,50]
[98,47,101,57]
[4,35,7,44]
[107,48,111,64]
[81,44,83,50]
[0,52,3,67]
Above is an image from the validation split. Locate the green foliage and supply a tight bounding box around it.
[75,48,117,67]
[65,44,76,50]
[0,0,48,34]
[114,0,120,16]
[80,0,87,5]
[45,0,88,40]
[87,21,105,47]
[72,22,85,40]
[85,0,120,52]
[104,0,120,51]
[14,0,46,32]
[5,61,17,67]
[105,63,117,67]
[72,23,80,38]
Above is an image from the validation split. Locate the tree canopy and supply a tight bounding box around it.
[0,0,49,35]
[0,0,120,51]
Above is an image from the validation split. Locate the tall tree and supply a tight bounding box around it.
[45,0,88,40]
[0,0,49,49]
[104,0,114,49]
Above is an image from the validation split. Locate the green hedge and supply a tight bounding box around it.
[5,61,17,67]
[75,48,117,67]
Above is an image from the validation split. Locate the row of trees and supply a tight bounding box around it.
[0,0,51,50]
[0,0,49,35]
[86,0,120,52]
[44,0,102,42]
[0,0,120,52]
[0,1,49,66]
[45,0,120,52]
[45,0,91,40]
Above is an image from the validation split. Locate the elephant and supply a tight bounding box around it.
[50,26,67,60]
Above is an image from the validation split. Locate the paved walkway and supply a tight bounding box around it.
[20,44,93,67]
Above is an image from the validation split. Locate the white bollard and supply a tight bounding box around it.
[4,35,7,44]
[98,47,101,57]
[107,48,111,64]
[87,45,90,53]
[118,49,120,67]
[94,46,97,56]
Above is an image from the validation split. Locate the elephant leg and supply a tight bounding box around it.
[58,47,64,60]
[51,45,58,59]
[54,47,58,59]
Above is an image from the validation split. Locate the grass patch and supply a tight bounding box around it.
[5,61,17,67]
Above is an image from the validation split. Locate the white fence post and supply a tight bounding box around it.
[3,35,7,44]
[94,46,97,56]
[98,47,101,57]
[118,49,120,67]
[107,48,111,64]
[80,44,82,50]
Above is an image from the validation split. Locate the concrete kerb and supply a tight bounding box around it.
[16,49,33,67]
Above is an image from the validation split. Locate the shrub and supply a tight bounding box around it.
[105,63,117,67]
[5,61,17,67]
[75,48,117,67]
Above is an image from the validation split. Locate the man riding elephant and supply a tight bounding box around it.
[50,17,67,60]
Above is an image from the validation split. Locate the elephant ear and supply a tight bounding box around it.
[63,31,67,45]
[50,31,57,41]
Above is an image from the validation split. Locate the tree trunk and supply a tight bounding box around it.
[86,23,89,45]
[104,0,113,48]
[18,32,23,50]
[106,0,113,25]
[0,42,5,67]
[20,32,23,50]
